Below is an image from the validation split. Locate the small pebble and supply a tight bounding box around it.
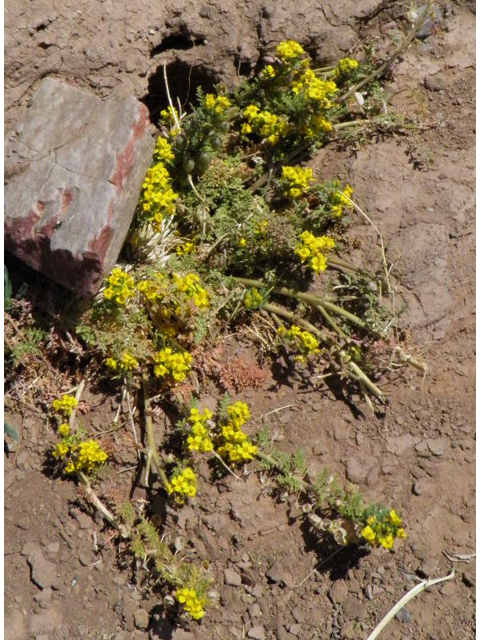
[395,608,412,624]
[224,568,242,587]
[247,625,265,640]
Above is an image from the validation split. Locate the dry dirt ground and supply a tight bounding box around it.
[4,1,476,639]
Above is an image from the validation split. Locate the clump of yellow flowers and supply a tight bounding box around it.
[104,268,136,306]
[361,509,407,549]
[175,587,207,620]
[52,394,77,417]
[278,325,320,362]
[295,231,335,273]
[140,160,179,232]
[244,287,263,310]
[51,418,108,475]
[187,407,214,453]
[167,467,198,502]
[331,184,354,217]
[205,93,232,116]
[242,105,291,146]
[280,165,314,199]
[173,273,210,309]
[216,401,258,464]
[153,347,192,384]
[105,352,139,374]
[334,57,359,78]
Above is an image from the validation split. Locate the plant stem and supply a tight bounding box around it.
[234,277,369,331]
[366,569,454,640]
[339,1,433,102]
[261,300,385,402]
[142,376,170,491]
[78,471,128,538]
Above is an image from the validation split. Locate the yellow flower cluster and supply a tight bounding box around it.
[52,438,108,475]
[104,268,135,306]
[260,64,276,80]
[137,274,168,302]
[331,185,354,217]
[52,395,78,417]
[361,509,407,550]
[153,348,192,383]
[205,93,232,115]
[187,407,214,453]
[58,423,70,437]
[176,241,195,256]
[244,287,263,310]
[334,57,359,77]
[153,136,175,164]
[173,273,210,309]
[278,325,320,361]
[141,162,179,232]
[276,40,305,61]
[175,587,206,620]
[160,106,180,133]
[242,105,291,145]
[281,165,314,199]
[167,467,197,501]
[217,402,258,464]
[292,69,337,108]
[105,352,139,374]
[295,231,335,273]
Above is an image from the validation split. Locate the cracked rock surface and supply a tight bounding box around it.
[4,77,155,295]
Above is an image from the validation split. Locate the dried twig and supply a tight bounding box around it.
[366,569,455,640]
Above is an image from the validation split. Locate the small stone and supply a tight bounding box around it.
[462,571,475,588]
[46,541,60,554]
[417,556,438,579]
[15,451,29,471]
[134,608,149,630]
[328,581,348,604]
[247,624,266,640]
[412,478,435,496]
[291,607,305,623]
[426,438,448,457]
[29,608,63,634]
[395,608,412,624]
[249,603,262,618]
[266,561,290,586]
[224,568,242,586]
[16,515,30,530]
[346,458,369,484]
[385,434,418,455]
[288,623,302,636]
[440,582,456,596]
[75,512,93,530]
[342,595,365,620]
[251,584,263,598]
[25,543,60,590]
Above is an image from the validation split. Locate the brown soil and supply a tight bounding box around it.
[4,2,476,640]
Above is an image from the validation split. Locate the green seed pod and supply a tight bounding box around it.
[182,157,196,174]
[195,153,211,175]
[210,136,222,150]
[175,134,187,150]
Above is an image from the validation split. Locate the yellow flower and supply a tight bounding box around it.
[52,395,78,417]
[361,525,376,544]
[105,358,117,369]
[58,423,70,437]
[388,509,403,527]
[276,40,305,60]
[175,587,206,619]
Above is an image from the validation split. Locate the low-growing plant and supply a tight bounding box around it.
[42,19,434,621]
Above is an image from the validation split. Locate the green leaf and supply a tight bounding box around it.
[4,422,19,441]
[4,265,12,311]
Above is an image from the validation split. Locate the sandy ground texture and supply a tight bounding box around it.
[4,1,475,639]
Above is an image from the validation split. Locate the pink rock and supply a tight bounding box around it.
[4,77,155,295]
